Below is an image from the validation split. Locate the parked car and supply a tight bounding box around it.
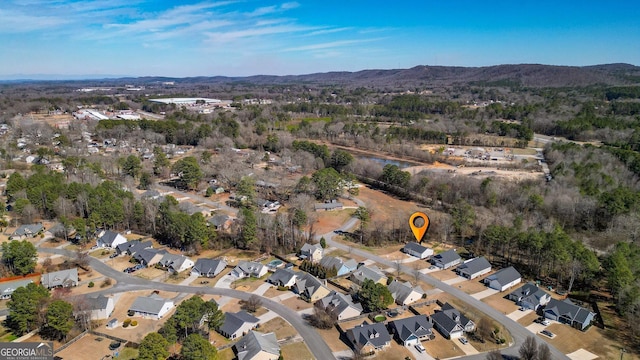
[109,253,118,258]
[415,344,426,353]
[540,330,554,338]
[108,341,121,350]
[541,319,550,326]
[459,337,468,345]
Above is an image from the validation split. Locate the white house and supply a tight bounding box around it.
[484,266,522,292]
[387,280,424,306]
[158,253,194,273]
[402,242,433,259]
[231,261,268,279]
[455,257,492,279]
[77,295,115,320]
[218,311,260,339]
[128,293,174,320]
[191,259,227,278]
[96,230,127,248]
[299,243,323,263]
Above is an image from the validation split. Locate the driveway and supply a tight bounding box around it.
[443,276,467,285]
[215,274,235,289]
[455,339,480,355]
[471,288,498,300]
[506,308,532,321]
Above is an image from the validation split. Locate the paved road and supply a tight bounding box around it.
[38,247,335,360]
[320,225,570,360]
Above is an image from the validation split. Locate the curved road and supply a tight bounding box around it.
[38,247,335,360]
[321,221,570,360]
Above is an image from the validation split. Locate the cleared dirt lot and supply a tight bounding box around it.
[481,291,519,315]
[539,323,640,360]
[424,334,466,359]
[281,342,314,360]
[55,333,124,360]
[259,317,298,339]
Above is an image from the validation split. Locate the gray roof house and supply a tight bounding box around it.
[316,291,363,321]
[96,230,127,248]
[133,248,168,267]
[157,253,194,273]
[231,261,268,279]
[11,223,44,239]
[455,257,492,279]
[508,282,551,311]
[544,298,595,331]
[219,310,260,339]
[116,240,152,255]
[208,214,234,230]
[267,268,298,288]
[402,242,433,259]
[128,293,174,320]
[191,259,227,278]
[0,275,38,299]
[75,294,115,320]
[41,268,78,288]
[431,249,461,269]
[388,315,435,346]
[293,272,331,303]
[345,321,392,353]
[299,243,323,263]
[350,265,387,286]
[387,280,424,306]
[431,302,475,339]
[314,201,343,211]
[233,331,280,360]
[483,266,522,291]
[320,256,357,276]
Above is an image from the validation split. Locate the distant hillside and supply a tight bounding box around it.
[4,63,640,88]
[142,63,640,88]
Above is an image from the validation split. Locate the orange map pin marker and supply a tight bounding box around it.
[409,212,430,243]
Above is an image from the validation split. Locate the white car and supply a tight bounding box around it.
[541,320,550,326]
[414,344,426,353]
[459,337,469,345]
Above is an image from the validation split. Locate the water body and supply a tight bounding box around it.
[358,156,416,169]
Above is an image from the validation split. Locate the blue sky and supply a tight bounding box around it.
[0,0,638,78]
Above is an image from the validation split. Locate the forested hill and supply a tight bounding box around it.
[3,63,640,88]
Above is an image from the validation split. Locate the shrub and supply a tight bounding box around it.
[88,281,95,288]
[131,320,137,327]
[123,318,131,327]
[277,286,288,291]
[101,278,112,288]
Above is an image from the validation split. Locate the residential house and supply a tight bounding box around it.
[231,261,268,279]
[191,259,227,278]
[267,268,298,288]
[233,331,280,360]
[157,253,194,273]
[402,242,434,259]
[350,265,387,286]
[77,294,115,320]
[483,266,522,292]
[508,282,551,311]
[431,303,475,339]
[11,223,44,239]
[319,256,357,276]
[387,280,424,306]
[314,201,343,211]
[345,322,392,354]
[544,298,595,331]
[208,214,234,230]
[388,315,435,346]
[218,311,260,339]
[133,249,168,267]
[96,230,127,248]
[316,291,363,321]
[299,243,323,263]
[430,249,461,269]
[128,293,174,320]
[115,240,152,256]
[293,272,331,303]
[0,274,40,299]
[455,257,492,280]
[141,189,162,200]
[178,202,210,217]
[258,199,281,214]
[41,268,78,288]
[209,185,225,195]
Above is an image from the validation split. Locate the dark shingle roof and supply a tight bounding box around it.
[388,315,433,342]
[346,322,391,350]
[234,331,279,360]
[486,266,521,287]
[403,242,429,254]
[193,259,227,276]
[220,311,260,337]
[432,249,460,265]
[456,256,491,275]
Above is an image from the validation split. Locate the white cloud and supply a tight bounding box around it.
[284,38,382,52]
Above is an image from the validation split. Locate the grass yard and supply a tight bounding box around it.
[374,342,414,360]
[259,317,298,339]
[217,347,236,360]
[424,335,466,359]
[481,291,519,315]
[231,275,269,292]
[428,269,459,281]
[317,327,350,352]
[281,342,314,360]
[281,296,313,310]
[458,279,490,294]
[115,347,138,360]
